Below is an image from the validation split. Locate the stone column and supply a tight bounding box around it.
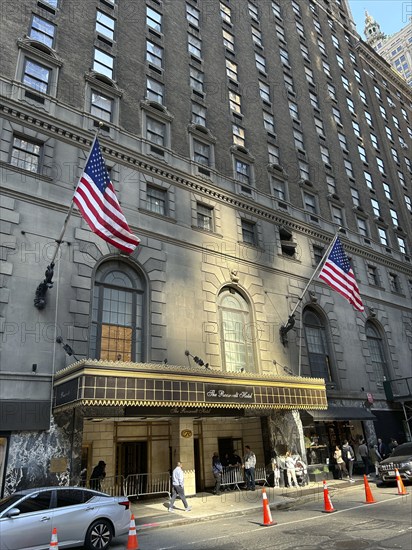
[268,409,305,458]
[170,417,196,496]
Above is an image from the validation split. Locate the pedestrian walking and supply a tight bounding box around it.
[358,439,371,476]
[285,451,298,488]
[212,452,223,495]
[369,444,382,477]
[333,445,348,479]
[342,440,355,482]
[169,461,192,512]
[243,445,256,490]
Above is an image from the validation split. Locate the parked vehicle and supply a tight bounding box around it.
[378,442,412,485]
[0,486,130,550]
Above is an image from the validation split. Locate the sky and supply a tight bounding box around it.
[348,0,412,37]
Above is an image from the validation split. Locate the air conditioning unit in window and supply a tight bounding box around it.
[400,143,408,149]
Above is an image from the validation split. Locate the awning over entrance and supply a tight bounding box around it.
[53,360,327,413]
[307,406,376,422]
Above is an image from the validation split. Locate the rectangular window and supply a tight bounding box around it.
[346,98,355,114]
[357,217,368,237]
[96,10,115,40]
[283,73,294,94]
[252,27,263,47]
[263,112,275,134]
[370,133,379,149]
[220,3,232,24]
[371,198,380,217]
[358,145,367,163]
[147,185,166,215]
[352,121,361,137]
[313,245,324,265]
[332,107,342,124]
[146,77,164,104]
[91,91,113,122]
[320,145,330,164]
[146,40,163,68]
[305,66,315,84]
[327,84,336,102]
[391,148,399,163]
[279,48,289,66]
[10,136,41,172]
[232,125,245,146]
[327,176,336,194]
[229,91,242,114]
[344,159,354,178]
[331,205,344,226]
[379,105,387,120]
[235,160,250,184]
[309,92,319,109]
[359,89,368,105]
[338,132,347,150]
[255,52,266,72]
[241,220,256,245]
[249,2,259,20]
[405,195,411,211]
[365,111,373,127]
[272,1,282,19]
[389,273,400,293]
[376,157,385,174]
[30,15,55,47]
[93,48,114,79]
[188,34,202,58]
[225,59,238,81]
[193,139,210,165]
[336,54,345,69]
[367,265,378,285]
[299,160,309,180]
[192,102,206,126]
[146,116,166,146]
[390,209,398,226]
[222,29,235,51]
[23,58,50,93]
[385,126,393,140]
[364,171,374,190]
[186,4,200,27]
[289,100,299,120]
[351,188,360,206]
[397,236,406,254]
[146,6,162,32]
[314,117,325,136]
[197,203,213,231]
[303,192,317,214]
[259,81,270,103]
[383,183,392,200]
[190,66,204,92]
[378,227,388,246]
[293,129,304,150]
[268,144,280,165]
[398,170,406,187]
[273,178,285,200]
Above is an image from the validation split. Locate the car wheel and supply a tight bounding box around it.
[84,519,113,550]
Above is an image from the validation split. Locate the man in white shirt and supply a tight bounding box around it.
[243,445,256,490]
[169,461,192,512]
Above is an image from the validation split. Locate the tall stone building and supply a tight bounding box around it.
[363,10,412,87]
[0,0,411,496]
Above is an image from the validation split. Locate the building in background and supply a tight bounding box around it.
[0,0,411,497]
[363,11,412,87]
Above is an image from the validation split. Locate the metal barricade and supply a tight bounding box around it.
[221,467,244,491]
[125,472,171,499]
[89,475,125,496]
[254,466,269,487]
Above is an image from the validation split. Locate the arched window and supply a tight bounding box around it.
[90,262,145,362]
[303,308,333,381]
[365,321,388,384]
[218,288,256,373]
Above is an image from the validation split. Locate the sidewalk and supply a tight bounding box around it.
[131,475,367,531]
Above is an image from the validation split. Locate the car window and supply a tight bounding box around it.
[55,489,95,507]
[0,495,23,514]
[391,444,412,457]
[17,491,53,513]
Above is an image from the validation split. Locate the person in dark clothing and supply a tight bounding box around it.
[212,452,223,495]
[377,438,389,459]
[90,460,106,491]
[358,440,371,476]
[342,440,355,482]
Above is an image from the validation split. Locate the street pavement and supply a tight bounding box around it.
[131,475,371,532]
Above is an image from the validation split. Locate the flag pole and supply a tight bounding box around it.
[279,227,342,345]
[33,126,102,310]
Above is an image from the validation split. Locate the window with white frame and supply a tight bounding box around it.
[371,198,380,217]
[235,159,250,184]
[146,78,164,104]
[193,139,210,165]
[300,43,310,61]
[336,54,344,69]
[373,85,381,99]
[299,160,309,180]
[305,66,315,84]
[385,126,393,141]
[197,203,213,231]
[263,112,275,133]
[327,175,336,194]
[192,102,206,126]
[29,15,56,47]
[364,171,374,189]
[346,98,355,114]
[314,117,325,137]
[188,34,202,57]
[313,19,321,34]
[268,144,280,164]
[359,89,367,105]
[272,1,282,18]
[338,132,347,150]
[96,10,115,40]
[93,48,114,79]
[279,48,290,66]
[146,40,163,68]
[364,111,373,127]
[259,81,270,102]
[392,115,400,130]
[222,29,235,51]
[406,158,412,173]
[186,3,200,27]
[352,120,361,137]
[275,24,285,40]
[146,116,166,146]
[357,217,368,237]
[293,128,304,150]
[317,38,326,55]
[344,159,354,178]
[283,73,294,94]
[332,107,342,124]
[331,205,344,226]
[353,68,362,83]
[291,0,301,16]
[404,195,411,212]
[288,100,299,120]
[255,52,266,72]
[358,145,367,163]
[399,136,407,149]
[377,227,388,246]
[190,66,204,93]
[241,219,257,245]
[379,105,387,120]
[248,2,259,20]
[252,27,263,47]
[309,91,319,109]
[391,147,399,163]
[328,84,337,101]
[23,58,51,93]
[320,145,330,164]
[397,236,406,254]
[220,2,232,24]
[303,192,317,213]
[232,124,245,147]
[376,157,385,174]
[331,35,340,49]
[273,178,286,200]
[401,108,409,121]
[91,90,113,122]
[147,185,167,215]
[225,59,238,81]
[351,187,360,206]
[370,133,379,149]
[390,208,398,226]
[10,136,41,172]
[146,6,162,32]
[296,20,305,38]
[383,183,392,200]
[398,170,406,187]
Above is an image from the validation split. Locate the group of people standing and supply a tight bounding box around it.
[334,437,397,481]
[212,446,256,494]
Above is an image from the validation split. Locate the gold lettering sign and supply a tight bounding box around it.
[181,429,192,438]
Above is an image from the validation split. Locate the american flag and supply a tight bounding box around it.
[73,138,140,254]
[318,237,364,312]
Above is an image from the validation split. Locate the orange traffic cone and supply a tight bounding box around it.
[49,527,59,550]
[363,474,376,504]
[126,514,139,550]
[261,487,276,526]
[322,480,335,513]
[395,468,408,496]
